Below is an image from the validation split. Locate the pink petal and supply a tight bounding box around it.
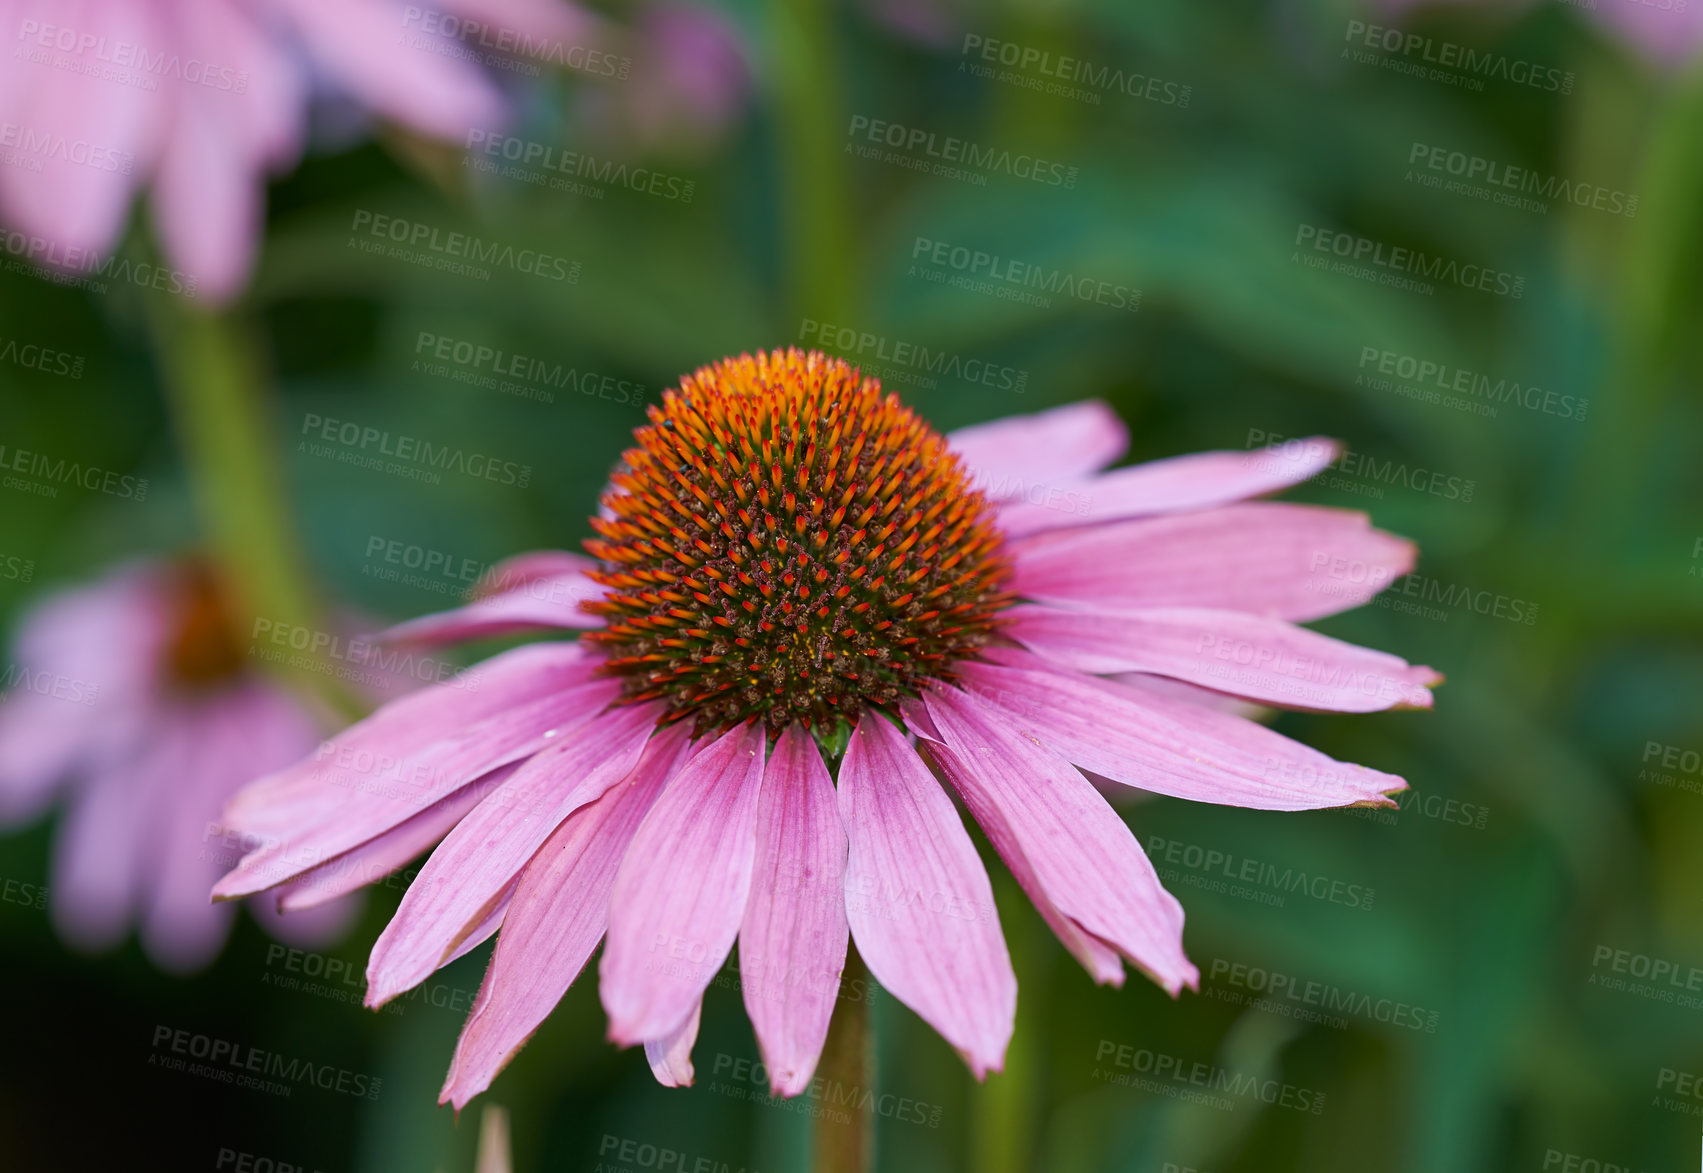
[996,438,1341,538]
[837,711,1014,1079]
[0,0,161,263]
[912,686,1197,994]
[947,401,1127,498]
[249,888,363,949]
[365,702,663,1007]
[275,762,520,912]
[437,724,692,1109]
[1010,503,1417,622]
[1008,605,1440,712]
[225,643,596,819]
[377,572,606,647]
[216,678,619,899]
[275,0,508,139]
[738,724,849,1096]
[51,704,188,953]
[469,550,600,596]
[600,722,767,1046]
[1112,672,1265,718]
[216,645,613,895]
[962,650,1406,809]
[645,1000,703,1088]
[150,67,261,302]
[142,687,308,971]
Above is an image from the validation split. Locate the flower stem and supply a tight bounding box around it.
[812,945,874,1173]
[765,0,855,324]
[146,299,361,718]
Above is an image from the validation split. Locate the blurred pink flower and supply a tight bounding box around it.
[0,0,597,300]
[579,3,749,154]
[216,350,1436,1106]
[0,559,359,972]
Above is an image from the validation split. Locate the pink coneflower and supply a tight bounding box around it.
[215,349,1437,1105]
[578,2,750,155]
[0,558,357,971]
[0,0,596,300]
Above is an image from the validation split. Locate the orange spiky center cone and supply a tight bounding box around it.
[162,558,246,690]
[582,348,1012,735]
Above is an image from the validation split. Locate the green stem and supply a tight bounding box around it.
[767,0,855,326]
[146,298,361,718]
[812,946,874,1173]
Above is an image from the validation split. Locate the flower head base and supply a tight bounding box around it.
[584,349,1010,734]
[160,560,246,691]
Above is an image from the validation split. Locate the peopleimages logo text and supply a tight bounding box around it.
[1295,224,1524,298]
[1343,21,1574,94]
[845,116,1079,188]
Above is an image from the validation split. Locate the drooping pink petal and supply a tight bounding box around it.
[142,687,295,971]
[468,550,601,596]
[1008,604,1440,712]
[996,438,1341,538]
[738,724,849,1096]
[248,887,364,949]
[274,0,508,139]
[1010,503,1417,622]
[365,701,663,1007]
[51,702,189,954]
[0,0,162,264]
[377,572,606,646]
[961,650,1405,809]
[215,677,620,900]
[275,762,520,912]
[211,643,613,892]
[1112,672,1266,718]
[910,686,1197,994]
[946,401,1127,497]
[439,724,691,1108]
[645,999,703,1088]
[837,711,1014,1079]
[600,722,767,1046]
[225,642,597,823]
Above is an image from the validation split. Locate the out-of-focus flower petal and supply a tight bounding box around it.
[996,438,1342,538]
[600,722,766,1045]
[52,705,191,954]
[947,400,1128,497]
[912,686,1197,994]
[364,701,661,1007]
[1011,502,1417,622]
[838,711,1015,1079]
[738,724,849,1097]
[273,0,508,138]
[437,724,691,1109]
[1008,604,1441,712]
[961,650,1406,809]
[0,0,162,261]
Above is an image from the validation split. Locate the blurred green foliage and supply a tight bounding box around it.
[1,1,1701,1170]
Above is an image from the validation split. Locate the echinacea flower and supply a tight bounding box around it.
[0,0,597,299]
[578,2,750,155]
[215,349,1438,1106]
[0,558,358,971]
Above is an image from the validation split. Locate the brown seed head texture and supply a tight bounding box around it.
[582,349,1011,734]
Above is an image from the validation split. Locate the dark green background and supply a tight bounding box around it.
[2,1,1701,1169]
